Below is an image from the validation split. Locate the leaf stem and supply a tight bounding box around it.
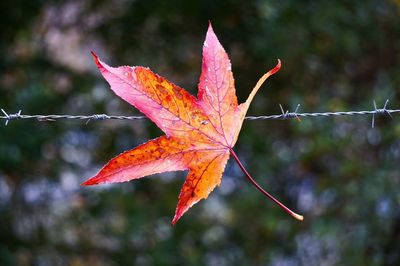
[229,148,304,221]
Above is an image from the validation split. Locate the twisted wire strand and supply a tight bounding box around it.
[245,109,400,120]
[1,101,399,127]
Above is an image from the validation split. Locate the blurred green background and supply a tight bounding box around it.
[1,0,399,265]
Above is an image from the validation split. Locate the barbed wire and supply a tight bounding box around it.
[1,100,399,128]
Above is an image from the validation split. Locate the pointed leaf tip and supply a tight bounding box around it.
[171,216,179,225]
[171,207,186,225]
[206,22,217,40]
[270,59,281,76]
[207,21,213,30]
[90,51,97,59]
[171,196,189,225]
[90,51,102,68]
[81,177,99,186]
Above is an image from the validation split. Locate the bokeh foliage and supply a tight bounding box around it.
[1,0,399,265]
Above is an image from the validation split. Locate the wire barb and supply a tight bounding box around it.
[278,104,301,121]
[371,99,393,128]
[86,114,110,124]
[1,109,22,126]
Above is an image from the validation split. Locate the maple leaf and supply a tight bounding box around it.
[83,23,303,224]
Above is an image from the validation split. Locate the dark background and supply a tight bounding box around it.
[1,0,399,265]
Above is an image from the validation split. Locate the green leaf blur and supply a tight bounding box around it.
[0,0,399,265]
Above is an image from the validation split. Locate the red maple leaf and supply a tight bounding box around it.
[83,23,303,224]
